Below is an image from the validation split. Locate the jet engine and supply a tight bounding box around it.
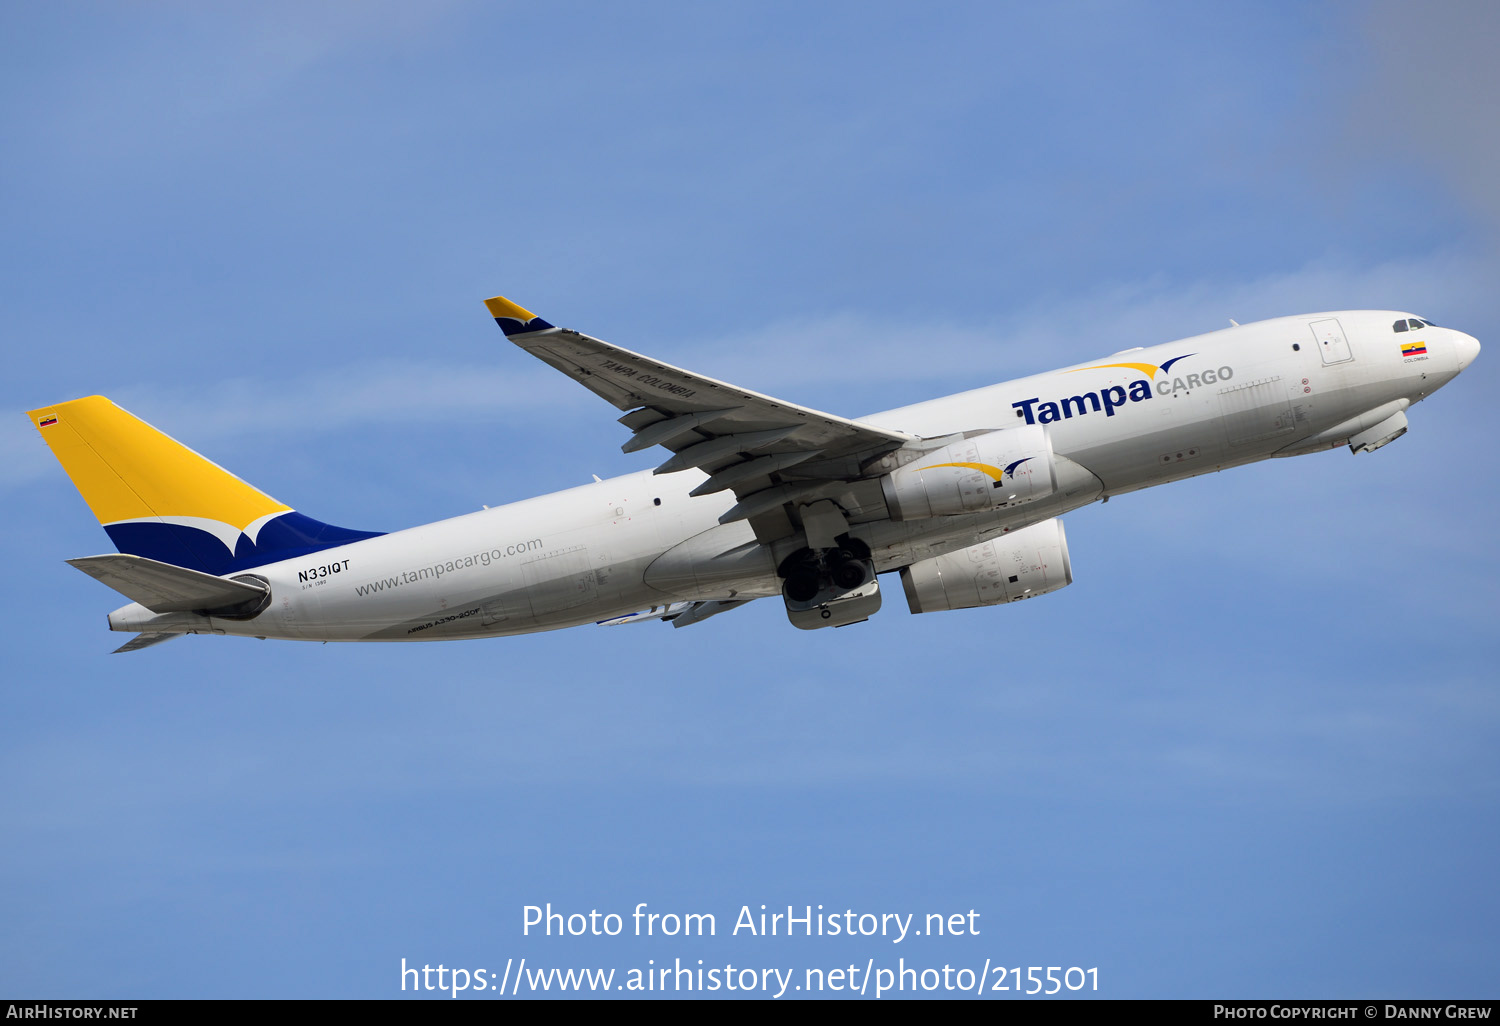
[899,518,1072,613]
[880,425,1097,519]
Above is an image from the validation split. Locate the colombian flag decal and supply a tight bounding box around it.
[1401,342,1427,357]
[38,416,57,427]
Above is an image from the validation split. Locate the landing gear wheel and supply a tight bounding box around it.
[830,558,867,591]
[784,569,820,603]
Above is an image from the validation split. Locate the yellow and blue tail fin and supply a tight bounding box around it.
[29,396,381,576]
[483,296,555,336]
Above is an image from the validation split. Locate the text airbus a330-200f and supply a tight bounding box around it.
[29,299,1479,651]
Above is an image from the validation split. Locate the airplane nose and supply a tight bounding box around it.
[1454,332,1481,372]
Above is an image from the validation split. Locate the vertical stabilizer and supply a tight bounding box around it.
[29,397,381,575]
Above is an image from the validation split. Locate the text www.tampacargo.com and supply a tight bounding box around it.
[354,540,543,597]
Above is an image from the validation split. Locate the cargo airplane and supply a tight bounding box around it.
[29,298,1479,651]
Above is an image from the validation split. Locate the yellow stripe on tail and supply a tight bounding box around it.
[28,396,290,530]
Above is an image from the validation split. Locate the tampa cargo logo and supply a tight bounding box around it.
[918,456,1035,484]
[1011,353,1235,425]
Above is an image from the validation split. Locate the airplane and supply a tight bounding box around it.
[28,298,1480,651]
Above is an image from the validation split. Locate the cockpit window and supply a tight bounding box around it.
[1395,317,1436,332]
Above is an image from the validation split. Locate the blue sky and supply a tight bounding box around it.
[2,1,1496,999]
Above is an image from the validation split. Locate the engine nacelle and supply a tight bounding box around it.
[881,425,1083,520]
[899,518,1073,614]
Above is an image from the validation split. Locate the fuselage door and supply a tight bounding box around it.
[1310,318,1354,365]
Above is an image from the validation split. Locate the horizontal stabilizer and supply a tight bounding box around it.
[67,553,269,614]
[112,632,182,654]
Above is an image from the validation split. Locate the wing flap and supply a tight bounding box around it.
[620,408,740,453]
[719,482,836,524]
[653,427,801,475]
[688,450,825,496]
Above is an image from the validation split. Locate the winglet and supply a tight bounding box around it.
[483,295,556,337]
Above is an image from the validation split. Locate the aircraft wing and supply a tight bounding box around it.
[486,297,914,535]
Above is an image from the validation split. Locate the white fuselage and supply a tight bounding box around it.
[109,311,1475,641]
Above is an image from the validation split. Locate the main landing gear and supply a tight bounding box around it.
[779,537,881,630]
